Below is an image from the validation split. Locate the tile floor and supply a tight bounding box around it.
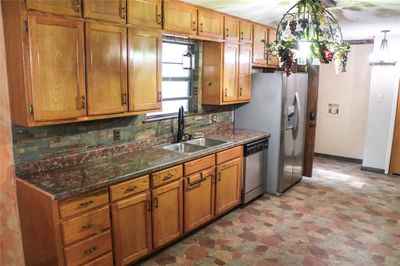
[141,156,400,266]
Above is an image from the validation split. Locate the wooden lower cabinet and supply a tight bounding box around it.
[184,167,215,232]
[152,180,183,249]
[215,157,242,215]
[111,192,152,266]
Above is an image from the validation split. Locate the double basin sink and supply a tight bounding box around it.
[162,138,228,154]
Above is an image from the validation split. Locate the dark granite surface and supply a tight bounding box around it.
[17,129,270,200]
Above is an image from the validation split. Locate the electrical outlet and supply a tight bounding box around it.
[113,129,121,141]
[212,115,217,123]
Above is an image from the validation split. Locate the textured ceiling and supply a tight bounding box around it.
[183,0,400,40]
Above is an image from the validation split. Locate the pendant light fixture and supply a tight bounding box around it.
[266,0,350,75]
[369,30,397,66]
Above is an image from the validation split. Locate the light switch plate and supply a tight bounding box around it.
[376,94,383,102]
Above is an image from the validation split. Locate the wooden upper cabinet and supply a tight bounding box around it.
[253,24,267,65]
[128,29,161,112]
[223,42,239,102]
[163,1,197,35]
[26,0,82,17]
[184,167,215,233]
[84,0,127,23]
[86,22,128,116]
[267,28,280,67]
[239,20,252,44]
[112,192,152,266]
[127,0,162,29]
[28,15,86,121]
[198,8,223,39]
[224,16,239,42]
[152,180,183,249]
[215,157,242,215]
[238,44,252,101]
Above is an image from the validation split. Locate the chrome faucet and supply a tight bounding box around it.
[177,106,185,143]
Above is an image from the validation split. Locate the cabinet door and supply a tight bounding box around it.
[152,180,183,249]
[164,1,197,35]
[184,167,215,233]
[252,24,267,65]
[86,22,128,116]
[27,0,81,17]
[128,29,161,112]
[198,9,223,39]
[239,20,252,44]
[112,192,152,266]
[224,16,239,42]
[238,45,252,101]
[84,0,126,23]
[216,157,242,215]
[127,0,162,29]
[223,43,239,102]
[28,15,86,121]
[267,28,280,67]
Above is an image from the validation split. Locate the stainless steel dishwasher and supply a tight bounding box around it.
[242,138,269,204]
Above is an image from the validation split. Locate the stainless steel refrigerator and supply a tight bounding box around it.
[235,72,308,195]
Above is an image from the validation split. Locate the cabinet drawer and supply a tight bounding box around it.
[216,146,243,165]
[60,191,109,219]
[82,252,113,266]
[62,207,111,246]
[110,175,149,201]
[152,165,183,188]
[64,230,112,266]
[184,155,215,176]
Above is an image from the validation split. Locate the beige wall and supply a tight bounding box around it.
[0,3,25,266]
[315,44,373,159]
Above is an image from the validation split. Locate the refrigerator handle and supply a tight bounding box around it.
[293,92,300,139]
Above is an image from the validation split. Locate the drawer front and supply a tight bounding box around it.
[110,175,149,201]
[64,230,112,266]
[82,252,113,266]
[216,146,243,165]
[60,191,109,219]
[152,165,183,188]
[62,207,111,246]
[184,155,215,176]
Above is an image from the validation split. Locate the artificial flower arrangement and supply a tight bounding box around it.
[265,0,350,75]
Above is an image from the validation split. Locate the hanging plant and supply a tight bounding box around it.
[266,0,350,75]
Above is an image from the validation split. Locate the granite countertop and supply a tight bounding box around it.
[17,129,270,200]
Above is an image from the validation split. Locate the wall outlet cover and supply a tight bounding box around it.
[212,115,217,123]
[113,129,121,141]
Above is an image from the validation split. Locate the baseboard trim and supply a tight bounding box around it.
[361,166,385,174]
[314,153,362,164]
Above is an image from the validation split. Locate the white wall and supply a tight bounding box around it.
[362,35,400,171]
[315,44,373,159]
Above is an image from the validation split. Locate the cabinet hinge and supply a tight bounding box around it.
[28,105,34,115]
[24,20,28,32]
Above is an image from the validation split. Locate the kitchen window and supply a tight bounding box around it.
[147,41,195,118]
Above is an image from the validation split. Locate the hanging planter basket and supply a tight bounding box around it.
[265,0,350,75]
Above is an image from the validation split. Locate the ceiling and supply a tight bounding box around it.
[183,0,400,40]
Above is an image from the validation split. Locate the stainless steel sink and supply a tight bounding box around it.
[162,143,206,153]
[186,138,227,147]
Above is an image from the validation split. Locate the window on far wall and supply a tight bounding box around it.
[147,41,194,118]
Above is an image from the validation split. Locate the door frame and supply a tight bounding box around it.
[387,80,400,174]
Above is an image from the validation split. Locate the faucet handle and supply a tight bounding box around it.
[182,133,192,141]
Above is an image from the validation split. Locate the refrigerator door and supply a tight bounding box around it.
[278,74,296,193]
[292,74,308,184]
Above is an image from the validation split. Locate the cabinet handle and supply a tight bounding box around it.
[122,93,127,105]
[84,247,97,255]
[154,197,159,208]
[241,31,244,40]
[163,173,173,181]
[157,14,162,25]
[200,22,203,32]
[80,95,86,109]
[224,88,228,97]
[79,200,93,207]
[226,28,229,37]
[125,186,137,193]
[218,172,222,181]
[120,6,126,19]
[147,200,151,211]
[239,88,242,96]
[192,21,196,31]
[188,174,207,187]
[157,91,162,102]
[81,224,92,230]
[76,0,81,13]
